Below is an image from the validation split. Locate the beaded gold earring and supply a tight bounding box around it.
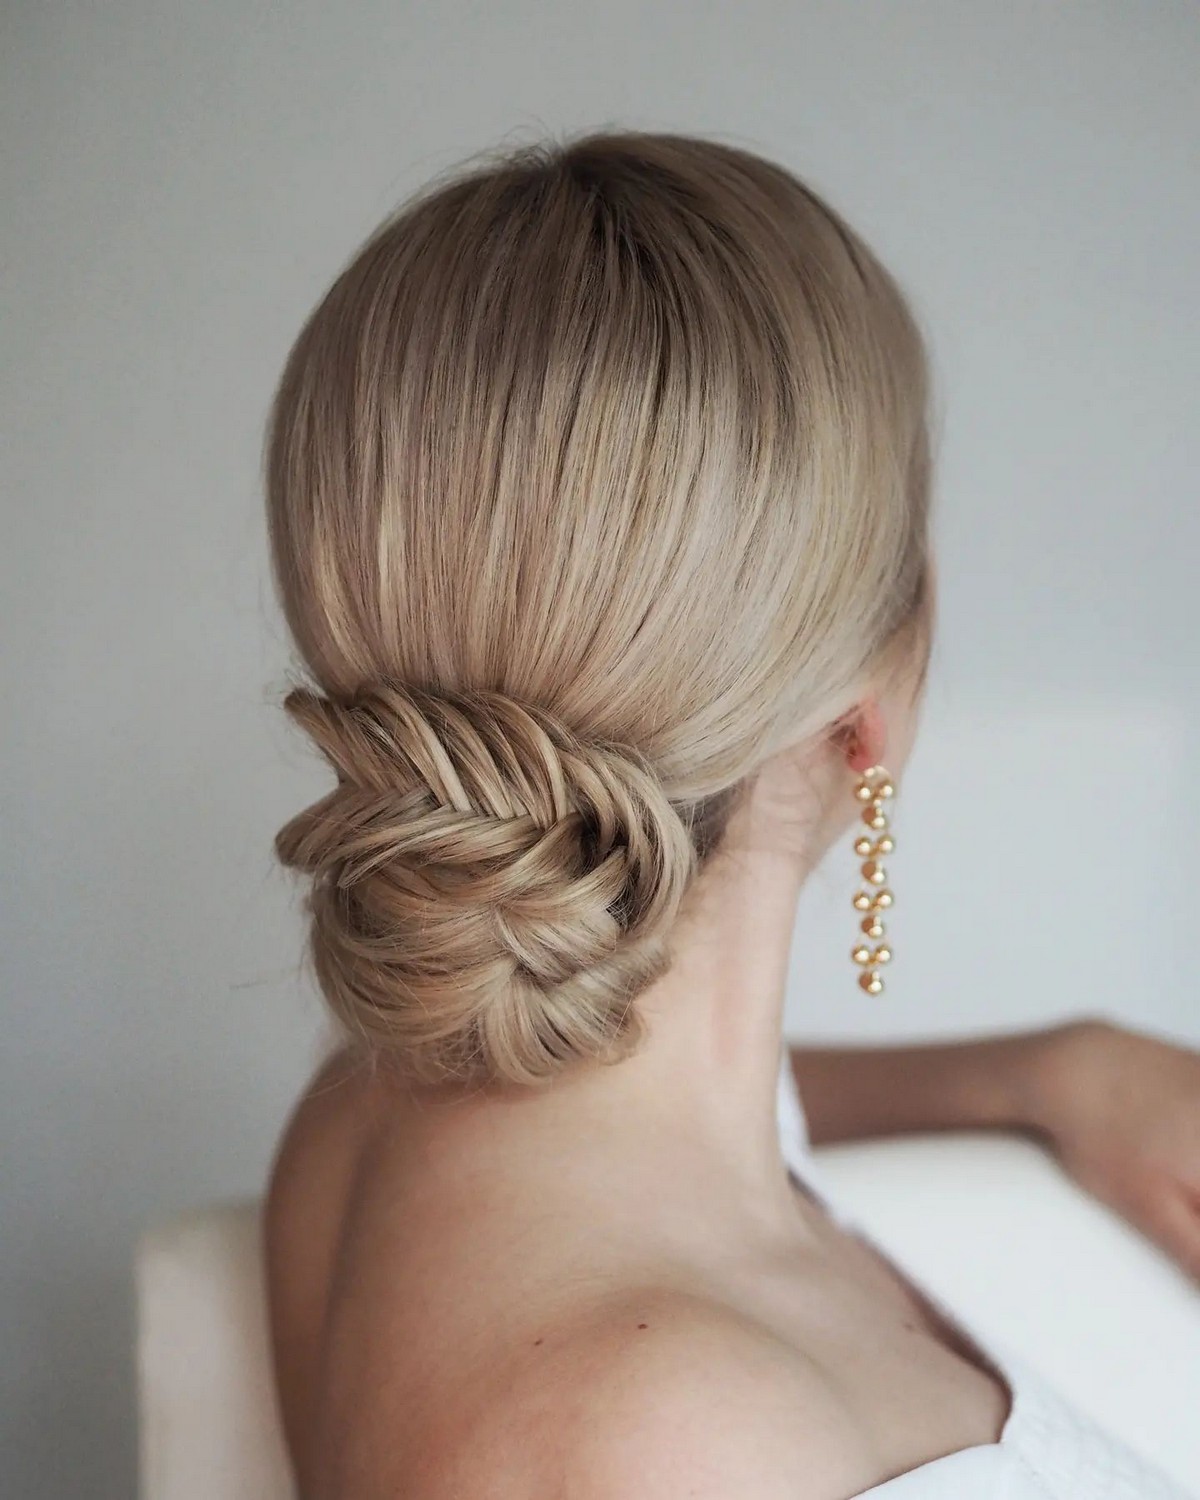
[851,765,895,995]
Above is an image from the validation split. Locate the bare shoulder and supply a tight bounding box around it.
[264,1041,385,1266]
[263,1042,383,1474]
[266,1042,381,1186]
[472,1290,873,1500]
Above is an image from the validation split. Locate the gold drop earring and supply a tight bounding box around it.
[851,765,895,995]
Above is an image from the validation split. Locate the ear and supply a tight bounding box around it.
[830,700,888,775]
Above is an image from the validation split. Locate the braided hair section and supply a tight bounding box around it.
[276,684,698,1085]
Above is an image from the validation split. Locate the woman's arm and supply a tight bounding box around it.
[788,1020,1080,1147]
[790,1016,1200,1282]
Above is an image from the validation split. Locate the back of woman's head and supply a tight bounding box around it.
[266,128,932,1087]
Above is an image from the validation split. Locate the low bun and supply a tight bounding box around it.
[275,684,698,1085]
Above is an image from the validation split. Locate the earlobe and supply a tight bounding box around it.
[835,700,888,775]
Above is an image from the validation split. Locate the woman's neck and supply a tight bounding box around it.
[599,837,810,1209]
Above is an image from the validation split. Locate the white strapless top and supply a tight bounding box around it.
[774,1051,1195,1498]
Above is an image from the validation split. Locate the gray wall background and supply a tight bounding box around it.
[3,3,1198,1495]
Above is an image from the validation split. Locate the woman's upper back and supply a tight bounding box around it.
[265,1045,1196,1499]
[263,1047,876,1498]
[265,1045,1016,1500]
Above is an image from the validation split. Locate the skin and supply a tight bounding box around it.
[265,649,1200,1499]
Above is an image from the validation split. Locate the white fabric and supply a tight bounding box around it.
[136,1203,293,1500]
[136,1071,1200,1499]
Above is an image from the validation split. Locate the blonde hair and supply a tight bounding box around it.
[265,129,931,1087]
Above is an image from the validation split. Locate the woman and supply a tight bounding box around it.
[262,130,1199,1497]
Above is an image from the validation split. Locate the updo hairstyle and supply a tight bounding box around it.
[265,130,931,1086]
